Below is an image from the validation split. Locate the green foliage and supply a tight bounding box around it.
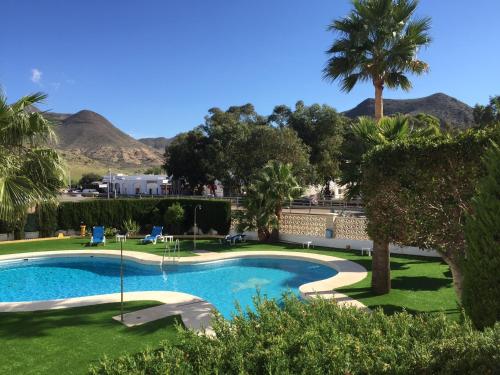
[57,198,231,235]
[122,218,139,235]
[0,92,65,223]
[163,202,184,234]
[361,127,499,298]
[324,0,431,93]
[91,295,500,375]
[78,173,102,189]
[164,129,210,193]
[143,166,165,175]
[36,203,58,237]
[341,115,441,198]
[238,161,302,241]
[473,95,500,127]
[463,141,500,329]
[272,101,347,184]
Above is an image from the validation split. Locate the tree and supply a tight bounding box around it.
[0,92,65,238]
[342,115,441,294]
[361,128,496,298]
[143,166,165,175]
[324,0,431,120]
[473,96,500,128]
[341,115,435,198]
[234,126,311,187]
[462,141,500,329]
[78,173,102,189]
[275,101,347,186]
[164,129,210,194]
[238,161,302,241]
[163,202,185,235]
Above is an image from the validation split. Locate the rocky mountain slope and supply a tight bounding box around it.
[343,93,474,129]
[137,136,173,152]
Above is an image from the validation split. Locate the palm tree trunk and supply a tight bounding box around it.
[371,239,391,294]
[374,81,384,121]
[270,206,282,242]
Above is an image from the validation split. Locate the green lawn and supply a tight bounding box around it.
[0,237,197,257]
[0,302,181,375]
[0,238,459,374]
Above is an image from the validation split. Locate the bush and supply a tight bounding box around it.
[90,296,500,374]
[463,141,500,329]
[122,219,139,236]
[163,202,184,234]
[57,198,231,235]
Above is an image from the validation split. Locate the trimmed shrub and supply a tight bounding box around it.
[463,141,500,329]
[90,296,500,374]
[163,202,184,234]
[57,198,231,235]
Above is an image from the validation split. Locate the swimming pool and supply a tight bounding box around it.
[0,256,338,318]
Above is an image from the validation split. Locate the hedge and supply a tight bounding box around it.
[56,198,231,235]
[463,141,500,329]
[90,295,500,374]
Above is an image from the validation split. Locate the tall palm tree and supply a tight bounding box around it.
[238,161,302,241]
[0,92,65,237]
[324,0,431,120]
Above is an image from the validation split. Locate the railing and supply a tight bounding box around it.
[65,192,364,213]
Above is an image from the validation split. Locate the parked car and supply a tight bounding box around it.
[81,189,99,197]
[295,196,319,206]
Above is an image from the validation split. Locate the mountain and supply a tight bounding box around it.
[138,137,173,152]
[343,93,474,129]
[54,110,163,168]
[30,108,165,179]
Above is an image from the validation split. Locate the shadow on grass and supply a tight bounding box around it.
[391,275,452,291]
[0,303,180,339]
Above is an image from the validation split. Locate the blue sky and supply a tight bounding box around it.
[1,0,498,138]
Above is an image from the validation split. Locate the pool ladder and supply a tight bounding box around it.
[162,239,180,266]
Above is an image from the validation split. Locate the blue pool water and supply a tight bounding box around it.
[0,256,337,318]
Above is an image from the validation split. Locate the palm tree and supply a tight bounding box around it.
[0,92,65,238]
[324,0,431,121]
[238,161,302,241]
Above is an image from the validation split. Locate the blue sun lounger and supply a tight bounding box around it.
[90,226,106,246]
[142,226,164,244]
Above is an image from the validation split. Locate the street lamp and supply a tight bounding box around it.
[193,204,202,251]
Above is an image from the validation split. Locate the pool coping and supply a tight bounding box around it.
[0,250,368,333]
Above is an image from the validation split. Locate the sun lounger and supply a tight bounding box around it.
[90,226,106,246]
[142,226,164,244]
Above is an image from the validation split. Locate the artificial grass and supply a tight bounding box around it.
[0,302,181,375]
[0,238,459,318]
[0,237,197,257]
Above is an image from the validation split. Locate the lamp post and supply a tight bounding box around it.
[118,235,125,322]
[193,204,202,251]
[107,169,111,199]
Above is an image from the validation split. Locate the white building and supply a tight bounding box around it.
[102,174,171,196]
